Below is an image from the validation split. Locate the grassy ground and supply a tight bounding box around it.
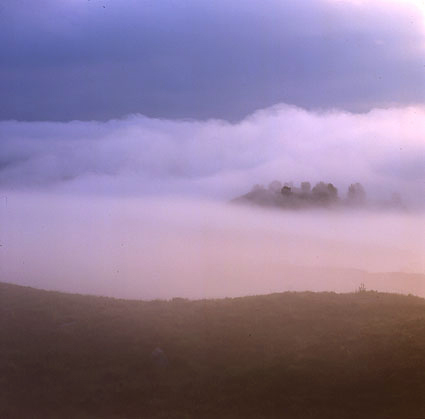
[1,282,425,418]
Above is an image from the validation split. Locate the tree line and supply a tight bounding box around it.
[233,180,398,209]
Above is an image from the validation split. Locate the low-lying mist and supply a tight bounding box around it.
[1,192,424,299]
[1,104,424,299]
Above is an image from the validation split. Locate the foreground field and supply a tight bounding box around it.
[1,282,425,418]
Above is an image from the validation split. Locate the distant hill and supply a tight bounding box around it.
[2,282,425,418]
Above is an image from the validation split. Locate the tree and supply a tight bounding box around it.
[268,180,282,193]
[347,183,366,205]
[327,183,338,200]
[301,182,311,194]
[312,182,338,204]
[281,185,292,196]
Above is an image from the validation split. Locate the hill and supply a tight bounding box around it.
[2,282,425,418]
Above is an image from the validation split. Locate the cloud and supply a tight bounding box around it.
[0,0,424,120]
[1,104,425,204]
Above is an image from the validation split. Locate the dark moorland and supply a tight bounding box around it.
[2,282,425,418]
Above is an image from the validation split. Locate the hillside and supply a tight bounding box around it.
[2,282,425,418]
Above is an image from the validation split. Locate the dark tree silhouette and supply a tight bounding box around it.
[235,180,370,210]
[281,185,292,196]
[347,183,366,205]
[268,180,282,193]
[301,182,311,194]
[311,182,339,204]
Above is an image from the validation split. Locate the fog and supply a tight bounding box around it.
[2,104,425,205]
[1,193,424,299]
[1,104,425,299]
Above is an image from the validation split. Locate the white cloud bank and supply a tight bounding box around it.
[1,104,425,204]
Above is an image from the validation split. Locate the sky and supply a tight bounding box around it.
[1,0,424,121]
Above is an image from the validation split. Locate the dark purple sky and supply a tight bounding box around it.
[1,0,424,121]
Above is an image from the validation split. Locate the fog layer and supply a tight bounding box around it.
[1,105,424,298]
[1,105,425,205]
[1,193,424,299]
